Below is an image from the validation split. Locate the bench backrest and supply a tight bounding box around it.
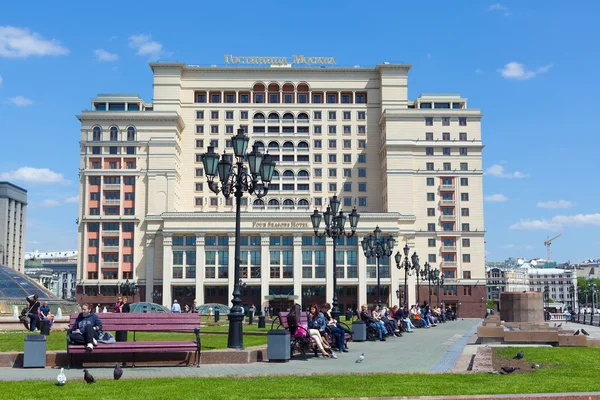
[69,312,200,332]
[278,311,309,329]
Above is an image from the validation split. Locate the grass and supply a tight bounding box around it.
[0,330,266,352]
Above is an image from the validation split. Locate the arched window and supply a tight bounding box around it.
[268,141,279,150]
[283,199,294,206]
[254,141,265,148]
[109,126,119,141]
[92,126,102,141]
[282,112,294,120]
[283,141,294,148]
[253,112,265,120]
[297,141,309,148]
[298,170,309,177]
[253,199,264,206]
[272,170,280,178]
[268,199,280,206]
[283,170,294,177]
[298,199,309,206]
[297,112,309,120]
[126,126,136,141]
[268,112,279,121]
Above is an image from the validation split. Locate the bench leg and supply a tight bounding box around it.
[68,353,72,369]
[132,353,135,368]
[196,351,200,367]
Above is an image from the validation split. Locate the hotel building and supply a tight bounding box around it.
[0,182,27,272]
[76,60,486,316]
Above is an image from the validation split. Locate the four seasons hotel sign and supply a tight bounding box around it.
[224,54,336,66]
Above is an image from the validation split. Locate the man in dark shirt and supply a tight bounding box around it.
[26,295,41,332]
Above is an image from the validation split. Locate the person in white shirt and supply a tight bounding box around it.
[171,300,182,313]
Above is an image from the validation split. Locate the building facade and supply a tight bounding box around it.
[76,61,486,316]
[25,251,78,300]
[0,182,27,272]
[486,267,530,300]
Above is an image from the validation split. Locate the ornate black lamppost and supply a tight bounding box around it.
[569,284,575,311]
[310,195,359,323]
[151,289,162,304]
[420,263,439,306]
[543,285,550,319]
[396,284,402,306]
[202,128,276,350]
[361,226,395,307]
[394,244,419,308]
[119,279,138,302]
[435,273,445,307]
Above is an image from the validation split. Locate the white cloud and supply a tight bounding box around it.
[484,164,529,178]
[128,34,163,59]
[39,199,61,208]
[489,3,511,16]
[94,49,119,62]
[65,195,79,204]
[9,95,33,106]
[425,53,432,59]
[475,68,484,74]
[510,213,600,231]
[0,74,3,86]
[0,26,69,58]
[503,244,515,249]
[503,244,534,250]
[484,193,509,202]
[537,200,575,209]
[498,62,552,80]
[0,167,70,185]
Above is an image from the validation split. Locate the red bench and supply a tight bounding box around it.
[67,313,200,368]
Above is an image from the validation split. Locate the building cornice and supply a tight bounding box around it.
[379,109,483,125]
[145,211,412,220]
[150,62,411,74]
[77,111,186,132]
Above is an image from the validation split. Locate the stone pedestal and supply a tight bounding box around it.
[500,292,543,323]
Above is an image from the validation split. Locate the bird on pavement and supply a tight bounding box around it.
[114,363,123,380]
[574,330,580,336]
[531,364,541,369]
[582,328,590,336]
[56,368,66,386]
[83,369,95,384]
[513,351,524,359]
[554,323,557,327]
[501,366,520,374]
[557,323,562,328]
[355,353,365,363]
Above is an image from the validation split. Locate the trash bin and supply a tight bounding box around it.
[267,330,291,362]
[115,331,128,342]
[214,309,220,323]
[24,335,46,368]
[351,321,367,342]
[258,315,266,329]
[40,320,51,336]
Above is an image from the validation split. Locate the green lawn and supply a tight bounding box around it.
[0,331,266,352]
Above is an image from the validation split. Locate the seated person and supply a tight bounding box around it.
[69,303,103,352]
[392,305,414,332]
[379,306,401,337]
[360,304,385,341]
[321,303,347,353]
[307,304,337,358]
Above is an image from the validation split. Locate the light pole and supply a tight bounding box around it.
[151,290,162,304]
[436,273,445,307]
[419,262,436,306]
[120,279,138,303]
[569,284,575,311]
[202,128,276,350]
[361,226,395,307]
[396,285,402,306]
[310,195,359,323]
[543,285,550,319]
[590,281,597,316]
[394,244,419,308]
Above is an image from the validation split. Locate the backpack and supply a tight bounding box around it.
[287,303,302,335]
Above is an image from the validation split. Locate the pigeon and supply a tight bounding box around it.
[531,364,541,369]
[83,369,95,384]
[557,323,562,328]
[582,328,590,336]
[355,353,365,363]
[513,351,524,360]
[574,330,580,336]
[56,368,66,386]
[488,371,503,375]
[113,363,123,380]
[501,366,520,374]
[554,323,557,327]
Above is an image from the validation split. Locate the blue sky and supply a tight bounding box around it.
[0,1,598,262]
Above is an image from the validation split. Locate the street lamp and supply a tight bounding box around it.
[435,273,445,307]
[202,128,276,350]
[396,284,402,305]
[421,264,439,306]
[589,280,597,315]
[361,226,395,307]
[569,284,575,311]
[119,279,138,302]
[394,244,419,308]
[543,285,550,319]
[151,290,162,304]
[310,195,360,322]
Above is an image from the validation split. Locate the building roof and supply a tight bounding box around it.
[0,264,59,300]
[24,250,77,261]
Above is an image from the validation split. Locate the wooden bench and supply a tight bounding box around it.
[67,313,200,368]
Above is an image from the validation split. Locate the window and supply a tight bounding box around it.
[425,132,433,141]
[357,111,365,120]
[313,125,322,134]
[357,139,366,149]
[343,168,351,177]
[443,162,451,171]
[428,238,436,247]
[298,94,307,103]
[328,126,336,135]
[443,147,451,155]
[459,132,467,141]
[358,197,367,206]
[314,168,322,177]
[314,154,322,163]
[240,94,249,103]
[109,146,118,154]
[459,117,467,126]
[358,126,366,134]
[358,154,366,163]
[327,94,337,104]
[196,111,204,120]
[314,183,322,192]
[196,93,206,103]
[425,117,433,126]
[196,125,204,134]
[460,162,468,171]
[313,94,322,104]
[343,182,352,192]
[211,125,219,134]
[461,223,470,232]
[442,117,450,126]
[461,193,469,201]
[343,154,351,163]
[460,177,468,186]
[462,238,470,247]
[328,139,337,149]
[426,147,434,155]
[427,208,435,216]
[329,183,337,192]
[225,111,233,120]
[463,270,471,279]
[459,147,468,155]
[426,177,434,186]
[463,254,471,263]
[328,168,337,177]
[328,111,336,120]
[358,168,366,177]
[428,254,437,262]
[343,126,351,134]
[427,193,435,201]
[426,162,434,171]
[427,223,436,231]
[328,154,337,163]
[356,94,366,103]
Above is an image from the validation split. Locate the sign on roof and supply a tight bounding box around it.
[224,54,336,66]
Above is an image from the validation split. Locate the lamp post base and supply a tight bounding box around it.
[331,307,342,325]
[227,309,245,350]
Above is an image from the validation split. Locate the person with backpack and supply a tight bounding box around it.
[25,294,41,332]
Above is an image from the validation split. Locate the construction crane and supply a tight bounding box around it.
[544,234,562,261]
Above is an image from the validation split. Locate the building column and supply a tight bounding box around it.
[260,233,270,311]
[357,240,367,307]
[145,235,155,303]
[195,233,205,305]
[161,233,173,307]
[293,233,303,306]
[227,232,236,307]
[325,237,334,305]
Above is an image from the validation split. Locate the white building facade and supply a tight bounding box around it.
[0,182,27,272]
[76,61,486,316]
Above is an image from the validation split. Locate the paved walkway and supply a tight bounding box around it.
[0,319,481,381]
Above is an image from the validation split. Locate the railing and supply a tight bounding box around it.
[441,246,457,252]
[440,215,456,222]
[439,200,455,206]
[101,230,120,237]
[102,246,119,252]
[253,118,265,124]
[101,261,119,269]
[443,261,457,267]
[282,119,294,124]
[267,119,279,124]
[440,185,455,191]
[103,184,121,190]
[103,199,121,206]
[297,119,310,124]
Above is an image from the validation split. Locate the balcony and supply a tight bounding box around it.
[440,185,455,191]
[267,119,279,124]
[439,200,455,206]
[103,199,121,206]
[102,246,119,252]
[297,119,309,124]
[101,230,120,237]
[443,261,457,267]
[441,246,457,252]
[253,118,265,124]
[101,261,119,269]
[104,184,120,190]
[440,215,456,222]
[282,119,294,125]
